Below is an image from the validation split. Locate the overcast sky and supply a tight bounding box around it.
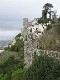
[0,0,60,40]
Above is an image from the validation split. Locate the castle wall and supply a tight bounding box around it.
[36,50,60,59]
[22,18,57,68]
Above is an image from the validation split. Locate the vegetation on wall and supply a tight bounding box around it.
[39,22,60,51]
[38,18,51,24]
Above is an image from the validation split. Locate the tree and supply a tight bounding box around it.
[42,3,53,18]
[48,11,54,19]
[23,55,60,80]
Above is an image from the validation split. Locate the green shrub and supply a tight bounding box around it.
[39,22,60,51]
[15,33,21,38]
[53,22,60,35]
[0,51,24,80]
[11,68,24,80]
[0,33,24,80]
[23,55,60,80]
[47,24,52,30]
[38,18,51,24]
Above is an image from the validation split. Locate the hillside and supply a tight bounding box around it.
[0,33,24,80]
[39,21,60,51]
[0,3,60,80]
[0,20,60,80]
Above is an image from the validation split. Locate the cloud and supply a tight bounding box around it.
[0,0,60,40]
[0,20,23,31]
[0,30,20,40]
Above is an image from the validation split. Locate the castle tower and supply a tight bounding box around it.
[23,18,28,29]
[23,18,40,68]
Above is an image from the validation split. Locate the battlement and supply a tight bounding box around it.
[22,18,50,68]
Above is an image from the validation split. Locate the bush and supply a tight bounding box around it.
[0,33,24,80]
[53,22,60,35]
[11,68,24,80]
[39,21,60,51]
[47,24,52,30]
[38,18,51,24]
[23,55,60,80]
[0,51,24,80]
[15,33,21,38]
[9,38,24,52]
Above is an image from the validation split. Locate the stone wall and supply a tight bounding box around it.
[22,18,60,68]
[24,48,60,68]
[36,50,60,59]
[22,18,39,68]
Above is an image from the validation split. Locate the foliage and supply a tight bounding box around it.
[39,22,60,51]
[30,28,32,32]
[43,3,53,10]
[53,22,60,35]
[0,50,24,80]
[15,33,21,38]
[0,33,24,80]
[23,55,60,80]
[47,24,52,30]
[38,18,51,24]
[6,37,24,53]
[58,17,60,21]
[43,3,53,19]
[0,51,18,64]
[10,38,24,52]
[11,68,25,80]
[5,33,24,53]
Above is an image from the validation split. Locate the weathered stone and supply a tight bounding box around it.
[21,18,60,68]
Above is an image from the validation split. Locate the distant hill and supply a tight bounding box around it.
[0,40,11,47]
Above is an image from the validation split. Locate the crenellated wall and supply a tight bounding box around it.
[22,18,59,68]
[36,50,60,59]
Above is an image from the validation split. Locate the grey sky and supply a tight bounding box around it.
[0,0,60,40]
